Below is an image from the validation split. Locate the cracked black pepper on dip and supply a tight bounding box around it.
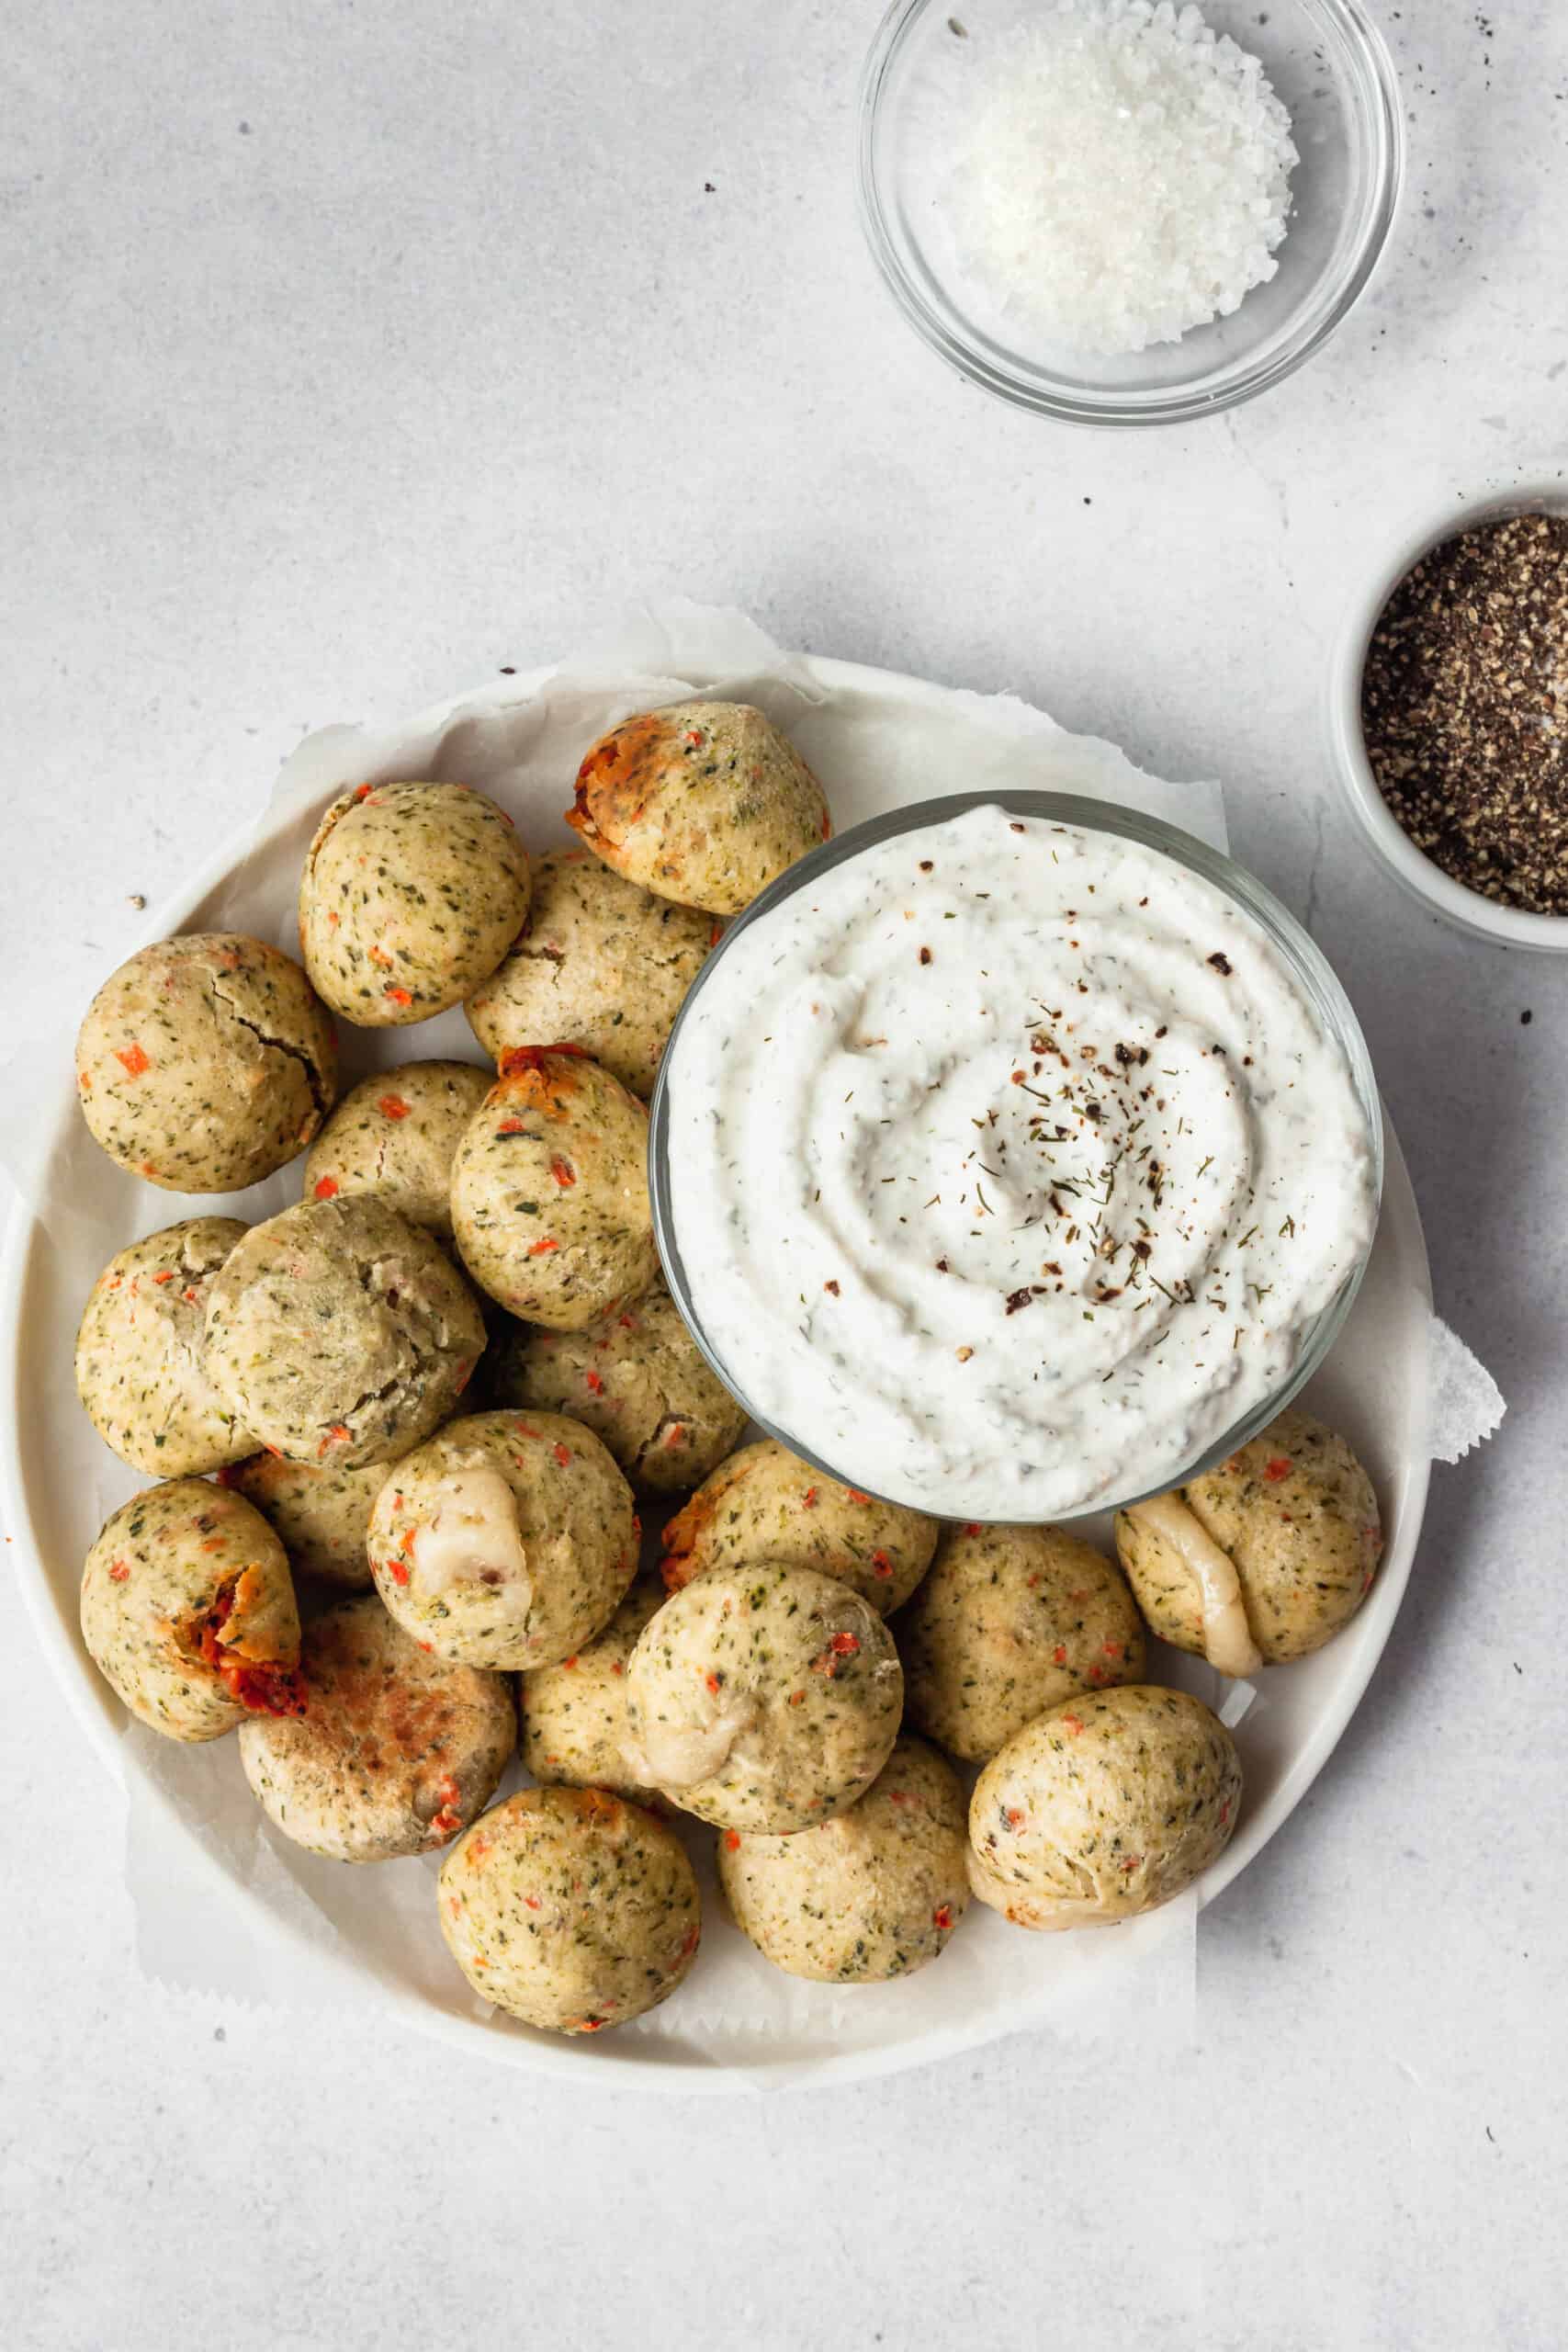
[1361,512,1568,915]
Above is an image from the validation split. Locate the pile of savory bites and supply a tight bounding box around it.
[70,697,1384,2040]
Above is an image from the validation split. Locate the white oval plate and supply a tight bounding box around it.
[0,650,1430,2092]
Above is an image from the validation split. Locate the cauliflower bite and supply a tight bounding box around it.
[897,1521,1145,1763]
[1115,1408,1383,1669]
[368,1410,637,1671]
[466,848,716,1098]
[74,1217,253,1476]
[204,1195,484,1468]
[239,1594,515,1861]
[438,1786,701,2034]
[449,1047,657,1329]
[624,1564,903,1834]
[298,780,531,1025]
[303,1059,491,1238]
[967,1687,1242,1932]
[520,1575,669,1809]
[491,1277,746,1496]
[660,1438,938,1615]
[80,1478,302,1742]
[567,700,830,917]
[717,1735,969,1983]
[75,933,337,1192]
[220,1450,412,1589]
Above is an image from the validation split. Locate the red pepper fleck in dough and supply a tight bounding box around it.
[152,1270,175,1286]
[846,1488,872,1506]
[1264,1457,1293,1482]
[527,1238,559,1257]
[724,1830,741,1851]
[1053,1645,1067,1665]
[871,1549,894,1578]
[932,1905,954,1931]
[585,1371,605,1395]
[550,1157,577,1189]
[115,1042,151,1077]
[378,1093,411,1120]
[313,1174,339,1199]
[108,1559,130,1582]
[1061,1713,1085,1737]
[552,1441,572,1466]
[384,986,413,1008]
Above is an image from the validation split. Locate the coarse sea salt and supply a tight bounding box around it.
[938,0,1298,356]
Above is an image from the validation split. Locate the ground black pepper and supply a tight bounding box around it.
[1360,512,1568,915]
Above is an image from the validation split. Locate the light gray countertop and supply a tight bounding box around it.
[3,4,1565,2346]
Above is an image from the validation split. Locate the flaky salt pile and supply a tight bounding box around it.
[939,0,1298,356]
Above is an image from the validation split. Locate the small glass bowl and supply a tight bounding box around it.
[1328,469,1568,952]
[649,791,1384,1523]
[857,0,1404,427]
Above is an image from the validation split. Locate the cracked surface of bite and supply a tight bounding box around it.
[75,1217,254,1476]
[298,780,531,1025]
[966,1686,1241,1932]
[566,700,830,917]
[368,1409,637,1670]
[438,1786,701,2034]
[449,1049,657,1329]
[490,1275,747,1495]
[74,933,338,1190]
[624,1562,903,1834]
[465,848,716,1097]
[302,1059,491,1238]
[80,1477,301,1742]
[202,1195,485,1467]
[239,1594,516,1861]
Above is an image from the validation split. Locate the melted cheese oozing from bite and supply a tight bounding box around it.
[413,1464,531,1605]
[1122,1492,1261,1679]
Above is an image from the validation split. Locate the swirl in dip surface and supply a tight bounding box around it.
[661,806,1378,1520]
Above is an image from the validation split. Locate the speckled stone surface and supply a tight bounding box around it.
[3,4,1565,2346]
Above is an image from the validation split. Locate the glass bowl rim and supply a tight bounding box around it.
[855,0,1406,429]
[649,787,1385,1522]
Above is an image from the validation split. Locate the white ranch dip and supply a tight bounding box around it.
[662,807,1378,1520]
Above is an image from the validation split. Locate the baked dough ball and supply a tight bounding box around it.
[624,1564,903,1834]
[80,1478,301,1742]
[299,780,531,1025]
[967,1687,1242,1932]
[220,1450,407,1589]
[491,1278,746,1496]
[466,849,716,1098]
[239,1594,515,1861]
[660,1439,937,1615]
[75,933,337,1191]
[567,700,830,917]
[438,1786,701,2033]
[521,1576,668,1807]
[74,1218,252,1476]
[303,1060,491,1238]
[449,1048,657,1329]
[718,1735,969,1984]
[368,1410,636,1671]
[1115,1408,1384,1669]
[898,1522,1145,1764]
[203,1196,484,1468]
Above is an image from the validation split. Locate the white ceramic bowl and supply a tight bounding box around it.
[1327,468,1568,951]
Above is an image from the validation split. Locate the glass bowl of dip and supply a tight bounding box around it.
[649,792,1383,1524]
[857,0,1404,427]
